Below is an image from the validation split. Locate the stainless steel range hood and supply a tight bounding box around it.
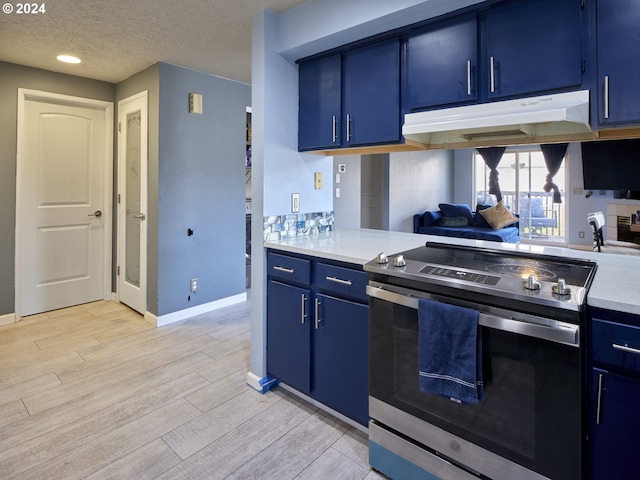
[403,90,593,148]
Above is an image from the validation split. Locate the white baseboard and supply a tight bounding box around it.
[0,312,17,326]
[246,371,278,394]
[145,292,247,327]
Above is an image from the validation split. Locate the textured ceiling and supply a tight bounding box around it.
[0,0,308,84]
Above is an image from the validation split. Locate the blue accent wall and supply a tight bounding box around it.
[156,63,250,316]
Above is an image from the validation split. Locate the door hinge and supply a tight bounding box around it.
[582,59,586,74]
[118,122,121,133]
[580,0,585,9]
[117,193,121,204]
[117,266,120,276]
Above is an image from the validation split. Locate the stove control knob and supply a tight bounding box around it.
[376,252,389,264]
[393,254,406,267]
[523,274,541,290]
[552,278,571,296]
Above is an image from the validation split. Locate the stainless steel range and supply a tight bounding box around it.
[364,242,597,480]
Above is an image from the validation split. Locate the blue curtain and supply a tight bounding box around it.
[540,143,568,203]
[477,147,506,203]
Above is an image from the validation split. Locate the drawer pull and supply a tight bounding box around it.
[274,266,294,274]
[326,276,352,286]
[613,343,640,355]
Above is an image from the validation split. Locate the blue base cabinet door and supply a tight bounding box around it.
[298,55,342,150]
[312,293,369,426]
[266,280,311,395]
[591,368,640,479]
[405,14,478,111]
[596,0,640,125]
[486,0,583,99]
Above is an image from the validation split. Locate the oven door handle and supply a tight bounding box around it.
[366,284,579,347]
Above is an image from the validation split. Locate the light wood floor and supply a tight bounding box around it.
[0,296,386,479]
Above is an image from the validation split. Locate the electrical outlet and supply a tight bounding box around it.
[190,278,199,293]
[314,172,323,190]
[579,231,585,238]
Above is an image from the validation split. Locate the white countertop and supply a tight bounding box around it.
[265,228,640,316]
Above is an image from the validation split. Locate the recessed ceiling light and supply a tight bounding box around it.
[56,55,81,64]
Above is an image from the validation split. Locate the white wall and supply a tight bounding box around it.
[388,149,454,232]
[333,155,362,230]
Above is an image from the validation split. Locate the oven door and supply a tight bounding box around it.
[368,281,582,480]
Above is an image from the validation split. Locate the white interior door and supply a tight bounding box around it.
[16,90,113,318]
[117,92,148,314]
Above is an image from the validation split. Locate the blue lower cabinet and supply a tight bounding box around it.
[266,251,369,427]
[266,280,311,395]
[313,293,368,426]
[590,368,640,479]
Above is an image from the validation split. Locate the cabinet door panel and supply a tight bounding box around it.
[313,294,369,426]
[298,55,342,150]
[343,38,401,146]
[267,280,311,394]
[597,0,640,125]
[406,15,478,110]
[486,0,582,99]
[591,368,640,479]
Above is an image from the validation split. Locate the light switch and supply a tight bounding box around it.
[291,193,300,213]
[189,93,203,114]
[314,172,323,190]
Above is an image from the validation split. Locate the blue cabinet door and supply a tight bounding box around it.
[597,0,640,125]
[342,38,401,147]
[486,0,583,99]
[312,293,369,426]
[298,54,342,151]
[406,14,478,110]
[267,280,311,394]
[590,368,640,479]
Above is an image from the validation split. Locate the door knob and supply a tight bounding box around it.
[133,213,146,220]
[88,210,102,217]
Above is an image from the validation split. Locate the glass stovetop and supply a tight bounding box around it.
[400,242,595,288]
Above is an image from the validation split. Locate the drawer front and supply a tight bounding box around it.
[267,252,311,285]
[592,319,640,372]
[315,263,368,303]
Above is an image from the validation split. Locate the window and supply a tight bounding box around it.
[475,148,565,244]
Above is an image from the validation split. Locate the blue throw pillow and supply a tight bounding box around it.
[423,211,442,226]
[474,204,493,228]
[438,203,474,225]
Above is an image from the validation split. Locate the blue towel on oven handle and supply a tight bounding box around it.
[418,298,484,404]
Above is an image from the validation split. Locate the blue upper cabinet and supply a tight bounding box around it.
[486,0,583,99]
[596,0,640,126]
[342,38,401,147]
[405,14,478,111]
[298,54,342,151]
[298,38,400,151]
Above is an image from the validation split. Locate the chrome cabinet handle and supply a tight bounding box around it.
[613,343,640,355]
[467,60,472,95]
[133,213,146,220]
[274,266,294,274]
[490,56,495,93]
[301,294,307,324]
[346,114,352,142]
[332,115,337,143]
[315,297,321,329]
[326,276,352,286]
[604,75,610,119]
[596,373,604,425]
[88,210,102,217]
